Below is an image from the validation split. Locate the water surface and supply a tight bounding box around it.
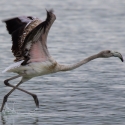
[0,0,125,125]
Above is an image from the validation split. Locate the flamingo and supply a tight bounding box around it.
[1,9,123,112]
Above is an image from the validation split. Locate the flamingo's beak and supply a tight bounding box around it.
[112,52,124,62]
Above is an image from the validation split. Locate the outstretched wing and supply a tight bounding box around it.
[3,9,56,64]
[21,10,56,64]
[3,16,41,61]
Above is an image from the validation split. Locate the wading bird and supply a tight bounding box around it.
[1,10,123,112]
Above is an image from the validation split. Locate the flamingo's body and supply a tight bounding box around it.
[2,58,57,78]
[1,10,123,112]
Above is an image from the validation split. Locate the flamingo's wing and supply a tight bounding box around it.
[3,16,33,34]
[3,16,41,61]
[22,10,56,64]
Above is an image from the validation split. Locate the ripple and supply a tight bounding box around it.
[0,0,125,125]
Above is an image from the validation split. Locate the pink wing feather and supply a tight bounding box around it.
[29,40,48,62]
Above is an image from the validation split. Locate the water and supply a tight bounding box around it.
[0,0,125,124]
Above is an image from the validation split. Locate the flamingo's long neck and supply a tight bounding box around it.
[58,54,100,71]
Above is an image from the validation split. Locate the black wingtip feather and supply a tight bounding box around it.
[43,9,55,32]
[2,16,35,35]
[2,17,27,34]
[45,9,54,13]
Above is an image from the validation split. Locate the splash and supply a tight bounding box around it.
[1,102,39,116]
[1,102,17,115]
[0,102,41,125]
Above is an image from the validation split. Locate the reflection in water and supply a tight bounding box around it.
[1,114,39,125]
[1,116,6,125]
